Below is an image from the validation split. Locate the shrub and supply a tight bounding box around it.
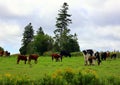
[0,68,120,85]
[71,52,82,57]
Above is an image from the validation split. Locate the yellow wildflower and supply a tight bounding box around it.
[5,73,11,78]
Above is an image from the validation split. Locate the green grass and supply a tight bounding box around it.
[0,56,120,80]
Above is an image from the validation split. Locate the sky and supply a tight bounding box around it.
[0,0,120,54]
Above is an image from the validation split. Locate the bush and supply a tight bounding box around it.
[43,51,59,57]
[39,68,104,85]
[0,68,120,85]
[71,52,82,57]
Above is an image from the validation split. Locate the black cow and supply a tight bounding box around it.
[101,52,107,60]
[94,51,101,65]
[111,53,117,59]
[60,50,71,57]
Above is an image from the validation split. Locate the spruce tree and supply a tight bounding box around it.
[54,2,72,51]
[19,23,34,54]
[54,2,80,52]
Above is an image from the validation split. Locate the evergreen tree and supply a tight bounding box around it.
[19,23,34,54]
[54,2,72,51]
[37,27,44,35]
[54,2,80,52]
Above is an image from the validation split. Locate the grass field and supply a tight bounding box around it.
[0,56,120,80]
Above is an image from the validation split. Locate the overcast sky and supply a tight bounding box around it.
[0,0,120,54]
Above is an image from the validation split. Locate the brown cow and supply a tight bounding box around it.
[0,50,4,56]
[28,54,39,64]
[51,53,62,62]
[17,54,27,64]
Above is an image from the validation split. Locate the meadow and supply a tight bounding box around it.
[0,56,120,84]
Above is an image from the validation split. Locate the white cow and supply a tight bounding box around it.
[82,49,97,65]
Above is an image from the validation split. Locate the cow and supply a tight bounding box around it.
[51,53,62,62]
[28,54,39,64]
[0,50,4,56]
[4,51,10,56]
[111,53,117,59]
[82,49,95,65]
[82,49,101,66]
[94,51,101,65]
[17,54,27,64]
[101,52,107,60]
[60,50,71,57]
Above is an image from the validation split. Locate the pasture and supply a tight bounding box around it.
[0,55,120,81]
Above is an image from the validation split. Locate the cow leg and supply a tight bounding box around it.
[61,56,62,62]
[52,56,54,61]
[35,59,37,64]
[17,59,20,64]
[56,58,58,62]
[28,59,31,64]
[25,60,27,64]
[92,59,95,65]
[85,58,89,65]
[89,59,92,65]
[84,56,88,65]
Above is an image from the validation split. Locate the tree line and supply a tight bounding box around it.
[19,2,80,55]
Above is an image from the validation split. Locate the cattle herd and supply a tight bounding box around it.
[17,54,39,64]
[82,49,117,66]
[0,50,10,56]
[0,50,118,66]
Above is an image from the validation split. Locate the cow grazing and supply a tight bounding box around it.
[94,51,101,65]
[60,50,71,57]
[17,54,27,64]
[51,53,62,62]
[101,52,107,60]
[28,54,39,64]
[82,49,101,66]
[82,49,95,65]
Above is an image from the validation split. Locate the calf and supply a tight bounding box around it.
[51,53,62,62]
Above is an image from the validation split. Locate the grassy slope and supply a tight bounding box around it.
[0,56,120,80]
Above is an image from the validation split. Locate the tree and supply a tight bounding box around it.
[34,27,54,55]
[54,2,80,52]
[37,27,44,35]
[0,46,4,51]
[19,23,34,54]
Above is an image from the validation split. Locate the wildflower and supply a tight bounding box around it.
[52,73,57,78]
[64,68,74,73]
[5,73,11,78]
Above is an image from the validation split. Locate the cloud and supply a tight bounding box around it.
[0,22,22,53]
[0,0,120,53]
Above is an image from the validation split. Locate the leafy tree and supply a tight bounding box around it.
[34,27,53,55]
[54,2,80,52]
[19,23,34,55]
[67,36,80,52]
